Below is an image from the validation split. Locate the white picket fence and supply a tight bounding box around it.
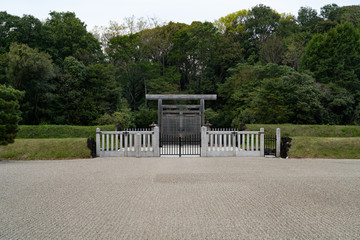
[96,127,159,157]
[201,127,265,157]
[96,126,279,158]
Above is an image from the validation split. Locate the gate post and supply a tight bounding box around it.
[260,128,265,157]
[124,132,128,157]
[135,133,141,158]
[276,128,281,157]
[153,126,160,157]
[96,128,101,157]
[201,126,208,157]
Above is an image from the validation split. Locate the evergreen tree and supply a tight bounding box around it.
[0,84,23,145]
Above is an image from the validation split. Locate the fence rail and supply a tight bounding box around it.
[201,127,265,157]
[96,127,159,157]
[95,126,280,158]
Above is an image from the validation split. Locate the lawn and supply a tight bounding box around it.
[1,124,360,160]
[0,138,89,160]
[289,137,360,159]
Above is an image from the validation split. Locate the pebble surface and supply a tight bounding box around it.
[0,157,359,239]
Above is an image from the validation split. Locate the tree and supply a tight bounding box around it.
[0,84,23,145]
[232,71,323,125]
[319,83,355,125]
[243,5,281,63]
[214,10,249,36]
[43,11,102,65]
[276,13,299,38]
[320,4,340,20]
[297,7,321,33]
[218,63,293,126]
[282,32,312,70]
[301,22,360,93]
[86,63,120,114]
[259,35,285,64]
[0,11,20,54]
[107,33,146,110]
[340,6,360,26]
[54,56,87,124]
[140,22,186,74]
[245,4,280,43]
[7,43,55,124]
[169,21,222,92]
[218,63,324,126]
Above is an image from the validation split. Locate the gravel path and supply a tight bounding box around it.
[1,157,360,239]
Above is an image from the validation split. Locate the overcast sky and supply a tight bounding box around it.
[2,0,359,30]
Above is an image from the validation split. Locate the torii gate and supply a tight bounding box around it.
[146,94,217,137]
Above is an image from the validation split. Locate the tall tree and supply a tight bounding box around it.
[54,56,87,124]
[245,4,280,43]
[243,4,280,62]
[43,11,102,65]
[0,11,20,54]
[140,22,186,74]
[297,7,321,33]
[301,22,360,93]
[282,32,312,70]
[7,43,55,124]
[259,35,285,64]
[169,21,222,92]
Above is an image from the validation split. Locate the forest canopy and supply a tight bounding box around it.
[1,4,360,128]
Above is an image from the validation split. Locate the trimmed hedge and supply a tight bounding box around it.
[247,124,360,137]
[17,125,115,139]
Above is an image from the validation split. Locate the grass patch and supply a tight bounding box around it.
[289,137,360,159]
[18,125,115,139]
[247,124,360,137]
[0,138,90,160]
[18,124,360,139]
[8,124,360,160]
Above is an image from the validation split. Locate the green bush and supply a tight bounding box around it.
[95,109,135,129]
[0,84,23,145]
[134,107,157,128]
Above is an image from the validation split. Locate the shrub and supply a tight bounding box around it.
[0,84,23,145]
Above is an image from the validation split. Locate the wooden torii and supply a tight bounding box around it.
[146,94,217,136]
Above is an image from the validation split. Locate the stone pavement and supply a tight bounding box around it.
[0,157,360,239]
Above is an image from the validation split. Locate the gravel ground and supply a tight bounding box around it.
[0,157,360,239]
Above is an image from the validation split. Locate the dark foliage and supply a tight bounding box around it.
[1,5,360,131]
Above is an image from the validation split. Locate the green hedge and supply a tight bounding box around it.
[247,124,360,137]
[18,124,360,139]
[17,125,115,139]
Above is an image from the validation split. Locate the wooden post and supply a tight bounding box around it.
[200,98,205,126]
[96,128,101,157]
[158,99,162,134]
